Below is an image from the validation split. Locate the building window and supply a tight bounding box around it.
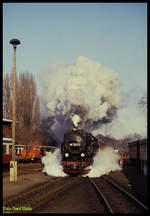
[9,145,12,154]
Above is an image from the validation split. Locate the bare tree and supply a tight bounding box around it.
[31,97,41,140]
[3,73,12,119]
[16,72,41,144]
[3,71,41,145]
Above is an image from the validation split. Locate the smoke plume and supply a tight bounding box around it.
[40,56,122,142]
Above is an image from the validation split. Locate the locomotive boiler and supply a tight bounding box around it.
[61,127,99,175]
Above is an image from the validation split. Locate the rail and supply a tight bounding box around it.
[101,175,148,211]
[88,177,114,213]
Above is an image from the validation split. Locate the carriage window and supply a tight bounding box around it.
[9,145,12,154]
[3,145,6,153]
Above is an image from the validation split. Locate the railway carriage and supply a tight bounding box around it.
[17,141,41,162]
[3,137,12,164]
[128,138,147,175]
[138,139,147,161]
[16,143,56,162]
[128,138,147,161]
[128,140,139,162]
[15,144,24,155]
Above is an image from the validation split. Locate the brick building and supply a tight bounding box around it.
[3,119,12,138]
[3,119,12,157]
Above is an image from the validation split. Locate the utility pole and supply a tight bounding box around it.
[9,38,21,182]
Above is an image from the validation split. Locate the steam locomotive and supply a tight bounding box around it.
[61,127,100,175]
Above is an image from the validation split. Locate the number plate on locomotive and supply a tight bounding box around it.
[69,143,81,146]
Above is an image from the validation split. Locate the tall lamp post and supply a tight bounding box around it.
[9,38,21,182]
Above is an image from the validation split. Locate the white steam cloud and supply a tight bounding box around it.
[40,56,122,141]
[86,147,121,177]
[41,147,121,177]
[109,104,147,139]
[41,149,67,177]
[104,91,147,139]
[72,114,80,127]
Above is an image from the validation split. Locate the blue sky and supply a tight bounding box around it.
[3,3,147,96]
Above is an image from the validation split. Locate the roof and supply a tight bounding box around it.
[139,138,147,144]
[15,145,25,147]
[3,118,13,123]
[128,139,139,144]
[128,138,147,145]
[3,137,12,143]
[39,145,57,148]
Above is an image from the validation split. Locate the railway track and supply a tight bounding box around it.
[3,175,148,213]
[88,175,148,213]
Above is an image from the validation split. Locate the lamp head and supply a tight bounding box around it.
[10,39,21,48]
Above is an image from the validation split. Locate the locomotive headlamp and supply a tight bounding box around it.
[65,153,69,157]
[81,153,85,157]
